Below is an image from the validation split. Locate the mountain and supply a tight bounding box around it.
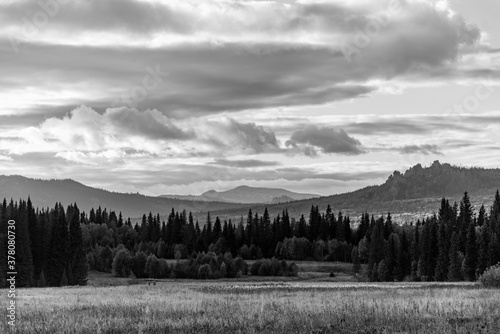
[160,185,319,204]
[1,161,499,224]
[0,175,246,219]
[208,161,500,223]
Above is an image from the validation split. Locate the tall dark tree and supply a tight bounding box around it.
[368,217,386,281]
[297,214,307,239]
[16,201,34,287]
[477,226,490,276]
[458,192,473,253]
[434,219,449,281]
[27,197,42,280]
[46,203,68,286]
[386,233,402,281]
[68,203,88,285]
[463,219,478,281]
[448,231,463,281]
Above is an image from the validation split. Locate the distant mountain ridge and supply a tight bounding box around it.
[1,161,500,223]
[208,161,500,222]
[0,175,245,219]
[160,185,319,204]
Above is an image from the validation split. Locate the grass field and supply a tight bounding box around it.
[2,276,499,333]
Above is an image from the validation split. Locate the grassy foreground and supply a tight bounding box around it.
[1,280,500,333]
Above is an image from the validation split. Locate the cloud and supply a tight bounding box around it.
[209,159,281,168]
[203,118,280,154]
[0,0,491,118]
[0,105,283,160]
[398,144,443,155]
[105,107,192,140]
[286,126,365,156]
[39,105,193,150]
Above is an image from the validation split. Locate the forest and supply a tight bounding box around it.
[0,190,499,287]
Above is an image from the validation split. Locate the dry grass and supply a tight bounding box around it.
[1,281,499,333]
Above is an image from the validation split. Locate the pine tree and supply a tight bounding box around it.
[384,213,393,239]
[448,232,463,281]
[46,203,69,286]
[386,233,402,281]
[0,198,8,288]
[488,233,500,267]
[352,246,361,274]
[434,220,449,281]
[261,208,272,256]
[60,269,68,286]
[368,217,385,281]
[68,204,88,285]
[297,214,307,238]
[477,226,490,276]
[27,197,42,280]
[490,190,500,235]
[458,192,473,253]
[463,219,478,281]
[16,200,34,287]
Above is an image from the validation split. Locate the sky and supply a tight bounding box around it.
[0,0,499,197]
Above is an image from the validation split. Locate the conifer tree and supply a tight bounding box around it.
[68,204,88,285]
[477,226,490,276]
[297,214,307,238]
[16,201,34,287]
[463,219,478,281]
[352,246,361,274]
[46,203,69,286]
[458,192,473,253]
[488,233,500,267]
[448,232,463,281]
[368,217,385,281]
[434,220,449,281]
[386,233,402,281]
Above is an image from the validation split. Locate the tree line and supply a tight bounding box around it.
[1,190,499,286]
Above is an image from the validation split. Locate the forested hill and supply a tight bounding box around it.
[1,161,500,222]
[0,175,245,219]
[209,161,500,222]
[372,161,500,201]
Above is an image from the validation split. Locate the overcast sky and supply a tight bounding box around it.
[0,0,499,196]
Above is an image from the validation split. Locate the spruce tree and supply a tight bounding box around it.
[458,192,473,253]
[488,233,500,267]
[297,214,307,238]
[448,232,463,281]
[368,217,385,281]
[68,204,88,285]
[16,201,34,287]
[46,203,69,286]
[386,233,402,281]
[352,246,361,274]
[477,226,490,276]
[463,219,478,281]
[434,220,449,281]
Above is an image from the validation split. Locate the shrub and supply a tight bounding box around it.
[235,257,248,275]
[198,264,212,279]
[145,255,160,278]
[479,264,500,288]
[112,249,131,277]
[129,252,148,278]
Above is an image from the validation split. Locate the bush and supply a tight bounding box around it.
[479,264,500,288]
[235,257,248,275]
[198,264,212,279]
[250,258,298,277]
[112,249,131,277]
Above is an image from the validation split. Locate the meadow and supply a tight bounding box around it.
[1,276,499,334]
